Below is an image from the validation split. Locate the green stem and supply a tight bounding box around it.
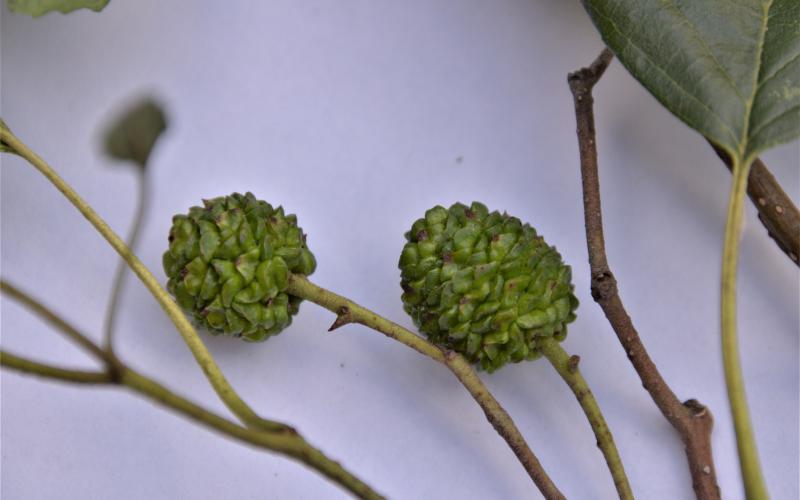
[440,350,565,500]
[0,125,285,433]
[103,170,149,353]
[1,279,107,361]
[539,337,633,500]
[119,368,385,500]
[722,158,767,500]
[1,283,384,499]
[1,350,113,384]
[286,274,565,500]
[0,350,384,500]
[287,275,444,361]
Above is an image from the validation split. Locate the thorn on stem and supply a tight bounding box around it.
[567,355,581,374]
[328,307,352,332]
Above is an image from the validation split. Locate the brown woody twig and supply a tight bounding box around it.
[287,275,566,500]
[711,145,800,267]
[568,48,720,500]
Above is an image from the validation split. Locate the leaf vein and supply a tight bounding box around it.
[660,0,747,103]
[587,3,740,146]
[748,103,800,143]
[757,51,800,89]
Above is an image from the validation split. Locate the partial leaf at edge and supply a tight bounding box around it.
[583,0,799,165]
[6,0,110,17]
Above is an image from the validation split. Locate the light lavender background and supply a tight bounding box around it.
[1,1,798,499]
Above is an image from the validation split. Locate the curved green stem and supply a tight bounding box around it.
[1,284,384,499]
[118,368,384,499]
[287,275,445,362]
[722,158,767,500]
[286,274,565,500]
[539,337,633,500]
[1,350,113,384]
[103,170,149,353]
[0,125,285,433]
[1,279,107,361]
[0,351,384,500]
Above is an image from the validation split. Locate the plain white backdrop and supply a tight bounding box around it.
[1,1,798,499]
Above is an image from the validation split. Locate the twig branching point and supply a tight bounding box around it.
[0,125,290,434]
[0,282,383,500]
[286,274,566,500]
[568,48,720,500]
[0,124,383,499]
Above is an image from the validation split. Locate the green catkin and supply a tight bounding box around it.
[399,202,578,372]
[163,192,316,341]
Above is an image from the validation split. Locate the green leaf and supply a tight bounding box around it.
[7,0,110,16]
[583,0,800,166]
[103,99,167,168]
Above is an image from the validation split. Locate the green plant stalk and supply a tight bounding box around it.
[287,276,445,361]
[1,350,113,384]
[722,157,767,500]
[0,350,384,500]
[286,274,566,500]
[119,368,383,500]
[0,124,285,433]
[539,337,633,500]
[1,280,107,360]
[1,282,384,499]
[103,169,148,353]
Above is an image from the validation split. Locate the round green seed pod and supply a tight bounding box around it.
[163,192,316,342]
[399,201,578,372]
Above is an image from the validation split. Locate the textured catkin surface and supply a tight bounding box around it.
[1,1,797,499]
[164,192,316,341]
[399,202,578,371]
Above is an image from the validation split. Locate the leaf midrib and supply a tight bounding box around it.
[591,0,791,165]
[739,0,774,164]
